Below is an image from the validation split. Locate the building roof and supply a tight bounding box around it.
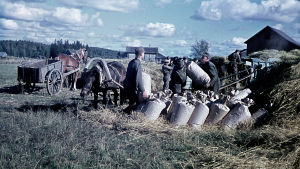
[156,52,166,59]
[245,26,300,46]
[126,46,158,54]
[0,52,7,57]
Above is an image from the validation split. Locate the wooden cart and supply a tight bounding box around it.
[17,59,79,95]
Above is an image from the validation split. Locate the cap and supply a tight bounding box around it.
[202,52,211,60]
[164,59,170,63]
[135,47,145,56]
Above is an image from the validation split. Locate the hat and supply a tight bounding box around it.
[202,52,211,60]
[135,47,145,56]
[164,59,170,63]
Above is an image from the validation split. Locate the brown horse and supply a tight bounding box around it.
[55,48,88,90]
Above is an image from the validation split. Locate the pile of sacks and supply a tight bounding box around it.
[136,87,264,130]
[137,68,266,130]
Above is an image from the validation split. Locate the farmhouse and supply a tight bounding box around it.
[245,26,300,54]
[125,46,166,63]
[0,52,8,58]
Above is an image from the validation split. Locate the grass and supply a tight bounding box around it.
[0,55,300,168]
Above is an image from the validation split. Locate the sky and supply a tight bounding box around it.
[0,0,300,57]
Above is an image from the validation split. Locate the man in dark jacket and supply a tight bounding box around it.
[169,58,186,95]
[228,49,241,80]
[162,58,173,91]
[200,53,220,94]
[123,47,147,114]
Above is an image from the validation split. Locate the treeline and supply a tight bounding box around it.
[0,40,124,59]
[0,40,50,58]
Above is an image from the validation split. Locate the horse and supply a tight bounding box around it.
[80,61,126,108]
[55,48,88,90]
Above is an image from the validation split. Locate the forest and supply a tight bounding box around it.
[0,40,122,59]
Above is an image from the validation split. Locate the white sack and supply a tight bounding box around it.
[138,72,152,103]
[205,103,230,124]
[188,101,210,129]
[167,95,187,119]
[230,88,251,102]
[186,61,210,86]
[171,102,194,126]
[142,99,166,121]
[221,103,252,129]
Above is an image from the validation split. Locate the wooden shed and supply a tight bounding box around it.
[0,52,8,58]
[245,26,300,54]
[125,46,166,63]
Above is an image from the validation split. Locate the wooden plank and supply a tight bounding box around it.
[219,74,252,90]
[62,68,80,77]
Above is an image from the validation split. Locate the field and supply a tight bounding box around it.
[0,55,299,168]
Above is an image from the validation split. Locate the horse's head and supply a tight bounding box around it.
[80,65,103,99]
[76,48,88,64]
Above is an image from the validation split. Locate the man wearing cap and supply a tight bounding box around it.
[228,49,242,81]
[200,52,220,94]
[169,58,187,95]
[162,58,173,91]
[123,47,147,114]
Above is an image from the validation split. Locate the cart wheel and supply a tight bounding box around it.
[47,69,63,95]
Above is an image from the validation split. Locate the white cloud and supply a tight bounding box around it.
[220,37,247,54]
[52,7,88,26]
[0,19,18,30]
[127,39,142,46]
[231,37,247,47]
[91,13,104,26]
[0,1,49,21]
[158,0,172,3]
[170,40,189,47]
[156,0,172,6]
[293,23,300,30]
[273,24,283,30]
[88,32,95,37]
[124,22,175,37]
[193,0,300,23]
[57,0,139,13]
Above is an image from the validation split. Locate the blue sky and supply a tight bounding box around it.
[0,0,300,57]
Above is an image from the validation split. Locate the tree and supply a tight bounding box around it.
[190,40,210,59]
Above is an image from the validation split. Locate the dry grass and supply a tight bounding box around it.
[1,55,300,168]
[248,49,300,63]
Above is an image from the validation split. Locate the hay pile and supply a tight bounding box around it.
[268,62,300,127]
[114,59,163,92]
[248,49,300,63]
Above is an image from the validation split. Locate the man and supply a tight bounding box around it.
[193,58,199,64]
[162,58,173,91]
[228,49,242,80]
[169,58,187,95]
[200,53,220,94]
[123,47,147,114]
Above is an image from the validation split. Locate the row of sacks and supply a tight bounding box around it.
[136,88,261,130]
[137,71,267,129]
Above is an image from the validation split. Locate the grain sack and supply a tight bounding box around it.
[205,103,230,124]
[221,103,251,129]
[142,99,166,121]
[230,88,251,101]
[138,72,152,103]
[188,101,209,129]
[186,61,211,86]
[167,95,187,119]
[171,102,194,126]
[251,108,269,126]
